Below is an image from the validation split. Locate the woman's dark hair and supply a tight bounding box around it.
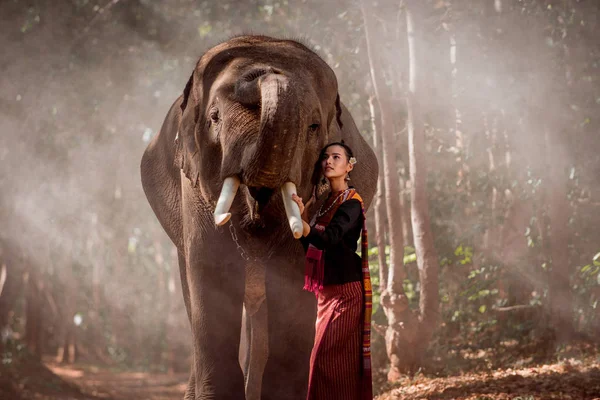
[319,141,354,162]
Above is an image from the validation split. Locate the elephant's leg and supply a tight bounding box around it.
[261,253,316,400]
[177,250,197,400]
[239,305,250,376]
[186,244,246,399]
[177,250,193,322]
[184,367,195,400]
[244,299,268,400]
[241,260,268,400]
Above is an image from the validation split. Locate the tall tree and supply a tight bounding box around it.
[24,266,43,358]
[362,0,420,377]
[0,246,23,353]
[405,0,441,367]
[368,96,389,290]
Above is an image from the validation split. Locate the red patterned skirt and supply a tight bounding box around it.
[306,281,364,400]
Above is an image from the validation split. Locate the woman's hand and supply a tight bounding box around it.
[291,194,306,215]
[292,192,315,221]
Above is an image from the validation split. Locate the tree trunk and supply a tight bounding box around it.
[399,175,412,249]
[482,113,499,253]
[109,237,127,354]
[368,96,389,291]
[0,250,23,353]
[391,96,412,249]
[57,323,77,364]
[87,214,107,362]
[55,235,77,365]
[0,252,20,326]
[545,131,573,342]
[361,2,405,294]
[24,269,43,358]
[539,11,575,344]
[361,0,419,378]
[57,265,77,364]
[405,0,440,363]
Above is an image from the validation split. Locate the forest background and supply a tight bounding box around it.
[1,0,599,399]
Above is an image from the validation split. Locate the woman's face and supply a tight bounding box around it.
[321,145,353,181]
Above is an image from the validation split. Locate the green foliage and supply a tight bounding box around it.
[367,245,417,265]
[368,245,419,314]
[455,245,473,265]
[573,251,600,328]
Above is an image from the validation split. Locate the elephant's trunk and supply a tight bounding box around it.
[231,70,304,237]
[244,73,301,188]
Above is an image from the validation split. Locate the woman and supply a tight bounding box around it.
[292,142,373,400]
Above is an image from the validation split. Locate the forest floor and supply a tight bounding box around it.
[373,339,600,400]
[45,363,188,400]
[2,340,599,399]
[374,359,600,400]
[0,341,186,400]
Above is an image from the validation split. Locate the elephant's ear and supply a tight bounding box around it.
[175,72,202,187]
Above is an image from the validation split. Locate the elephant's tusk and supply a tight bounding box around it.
[280,182,303,239]
[214,176,241,226]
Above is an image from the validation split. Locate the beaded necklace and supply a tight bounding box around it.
[315,188,351,218]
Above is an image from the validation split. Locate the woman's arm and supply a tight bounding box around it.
[303,199,362,249]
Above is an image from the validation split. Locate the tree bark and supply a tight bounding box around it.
[545,131,573,342]
[55,235,77,364]
[87,214,108,363]
[367,96,389,291]
[0,249,24,353]
[57,323,77,364]
[361,1,405,295]
[399,175,412,249]
[539,9,574,344]
[24,268,43,358]
[361,0,419,378]
[56,264,77,364]
[405,0,440,363]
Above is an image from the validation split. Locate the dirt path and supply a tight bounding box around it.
[6,351,597,400]
[46,362,187,400]
[48,361,600,400]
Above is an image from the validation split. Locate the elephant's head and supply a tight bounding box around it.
[176,36,342,237]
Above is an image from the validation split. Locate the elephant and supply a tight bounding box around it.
[140,35,378,400]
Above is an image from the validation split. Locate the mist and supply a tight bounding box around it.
[1,0,599,398]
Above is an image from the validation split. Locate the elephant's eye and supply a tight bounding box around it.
[209,108,220,123]
[308,123,320,132]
